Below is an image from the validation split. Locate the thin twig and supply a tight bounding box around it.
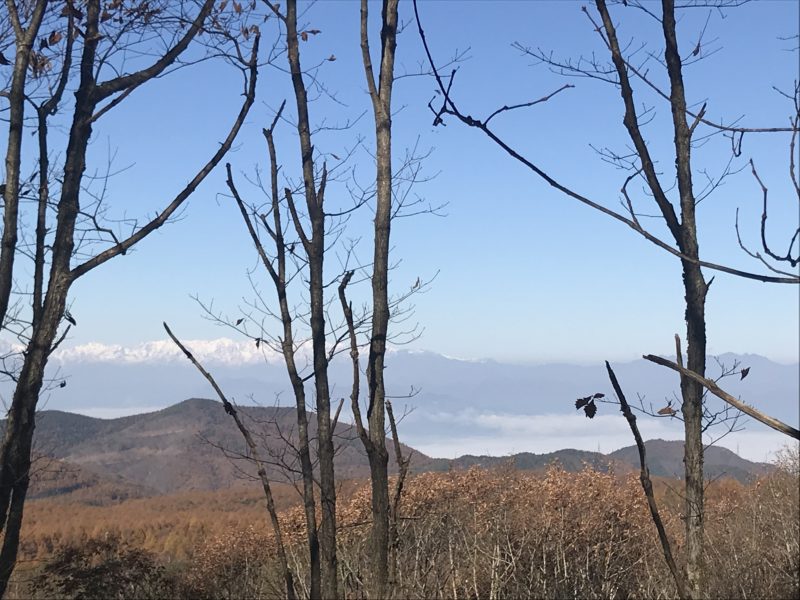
[163,322,296,600]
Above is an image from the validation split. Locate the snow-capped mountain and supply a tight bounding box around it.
[51,338,284,366]
[0,339,796,463]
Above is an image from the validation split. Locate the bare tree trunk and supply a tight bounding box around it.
[291,375,321,600]
[228,102,322,597]
[0,4,100,587]
[0,273,69,595]
[386,399,410,590]
[660,0,708,592]
[679,272,707,598]
[283,2,338,595]
[308,232,338,600]
[0,0,254,591]
[360,1,399,596]
[599,0,709,593]
[0,0,48,328]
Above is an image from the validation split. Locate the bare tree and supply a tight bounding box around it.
[215,0,350,593]
[356,0,400,596]
[414,0,798,596]
[0,1,259,592]
[225,100,326,595]
[206,2,422,595]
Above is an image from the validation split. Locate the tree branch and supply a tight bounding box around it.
[163,321,296,599]
[606,361,690,600]
[70,35,260,280]
[91,0,216,101]
[643,354,800,439]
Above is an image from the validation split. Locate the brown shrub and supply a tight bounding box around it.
[20,453,798,600]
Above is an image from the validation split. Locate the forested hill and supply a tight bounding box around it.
[7,399,773,504]
[21,398,426,495]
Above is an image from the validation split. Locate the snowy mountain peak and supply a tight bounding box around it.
[51,338,284,366]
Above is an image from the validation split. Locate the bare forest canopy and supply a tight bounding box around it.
[0,0,798,599]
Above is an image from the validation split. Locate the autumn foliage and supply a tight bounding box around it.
[7,451,799,599]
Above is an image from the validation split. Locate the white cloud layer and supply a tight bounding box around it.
[404,412,792,464]
[72,405,167,420]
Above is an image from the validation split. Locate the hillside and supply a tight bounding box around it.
[26,456,153,505]
[24,398,427,494]
[436,440,769,483]
[8,399,772,504]
[609,439,772,481]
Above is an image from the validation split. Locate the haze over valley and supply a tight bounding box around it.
[10,339,797,464]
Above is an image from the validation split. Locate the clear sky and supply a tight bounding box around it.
[52,0,798,364]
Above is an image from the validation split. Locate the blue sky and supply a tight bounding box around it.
[57,0,799,364]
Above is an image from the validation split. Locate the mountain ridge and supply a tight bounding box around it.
[16,350,795,435]
[13,399,774,504]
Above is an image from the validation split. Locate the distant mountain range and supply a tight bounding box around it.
[13,399,774,504]
[9,344,793,463]
[16,342,795,425]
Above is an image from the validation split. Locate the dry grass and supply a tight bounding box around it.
[10,447,799,599]
[184,450,799,599]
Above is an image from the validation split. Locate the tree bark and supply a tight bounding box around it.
[679,266,707,598]
[0,4,101,589]
[284,2,338,595]
[598,0,709,593]
[360,0,399,596]
[0,0,251,592]
[661,0,707,593]
[0,273,70,595]
[0,0,49,328]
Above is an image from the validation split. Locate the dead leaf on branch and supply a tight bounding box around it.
[240,24,259,40]
[300,29,320,42]
[657,401,677,417]
[575,395,598,419]
[584,400,597,419]
[61,3,84,21]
